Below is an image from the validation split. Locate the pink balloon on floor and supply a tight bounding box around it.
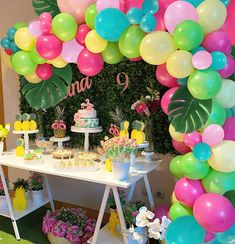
[29,21,42,38]
[96,0,120,12]
[223,117,235,141]
[204,231,215,243]
[184,131,201,148]
[202,124,224,146]
[76,24,91,46]
[161,87,178,115]
[36,63,53,80]
[192,51,212,70]
[219,55,235,78]
[156,64,178,87]
[172,139,191,154]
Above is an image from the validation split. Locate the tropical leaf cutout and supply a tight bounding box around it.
[21,65,72,110]
[32,0,60,18]
[224,190,235,208]
[168,87,212,133]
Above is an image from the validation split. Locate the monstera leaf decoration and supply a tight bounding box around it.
[32,0,60,18]
[168,87,212,133]
[224,190,235,208]
[21,65,72,110]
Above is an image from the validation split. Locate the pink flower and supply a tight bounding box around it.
[136,103,148,114]
[74,112,80,122]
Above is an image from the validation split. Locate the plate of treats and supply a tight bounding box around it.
[24,149,44,165]
[52,149,74,159]
[75,151,99,161]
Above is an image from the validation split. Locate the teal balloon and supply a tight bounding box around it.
[177,77,188,86]
[95,8,130,41]
[140,14,157,33]
[191,46,205,55]
[211,51,227,70]
[10,42,20,53]
[166,216,206,244]
[193,142,211,161]
[219,0,230,6]
[183,0,204,7]
[7,27,17,41]
[1,37,10,49]
[225,108,233,118]
[127,8,144,24]
[216,223,235,243]
[142,0,159,15]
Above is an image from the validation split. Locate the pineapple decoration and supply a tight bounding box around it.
[51,106,66,138]
[29,113,37,130]
[21,113,30,131]
[131,121,145,145]
[13,186,27,211]
[119,121,129,139]
[14,114,22,131]
[16,138,25,157]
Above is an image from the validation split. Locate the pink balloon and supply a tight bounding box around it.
[61,39,84,63]
[223,117,235,141]
[39,12,52,23]
[122,0,144,13]
[192,51,212,70]
[153,205,170,220]
[77,48,104,76]
[218,55,235,79]
[202,31,231,54]
[156,64,178,87]
[28,21,42,38]
[76,24,91,46]
[36,34,62,60]
[202,124,224,146]
[164,1,198,34]
[36,63,53,80]
[161,87,178,115]
[174,178,205,208]
[96,0,120,12]
[204,231,215,243]
[40,20,52,34]
[57,0,96,24]
[172,139,191,154]
[193,193,235,233]
[184,131,202,148]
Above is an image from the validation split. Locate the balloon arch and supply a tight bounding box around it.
[1,0,235,242]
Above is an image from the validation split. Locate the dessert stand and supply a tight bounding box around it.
[50,136,70,150]
[13,130,39,151]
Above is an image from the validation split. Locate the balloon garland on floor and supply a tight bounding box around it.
[1,0,235,242]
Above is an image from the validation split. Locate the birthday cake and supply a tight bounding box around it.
[74,99,99,128]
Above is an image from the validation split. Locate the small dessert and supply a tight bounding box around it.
[55,159,99,171]
[24,149,43,164]
[35,138,53,149]
[52,149,73,159]
[75,151,99,161]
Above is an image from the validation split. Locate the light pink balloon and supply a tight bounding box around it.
[184,131,202,148]
[96,0,120,12]
[61,39,84,63]
[161,87,178,115]
[36,63,53,80]
[29,21,42,38]
[164,1,198,34]
[202,124,224,146]
[192,51,212,70]
[57,0,96,24]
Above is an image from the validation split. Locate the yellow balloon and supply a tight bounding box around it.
[167,50,194,79]
[50,56,67,68]
[197,0,227,34]
[85,30,108,53]
[169,124,184,142]
[24,72,41,84]
[171,192,178,204]
[140,31,176,65]
[1,51,13,69]
[208,140,235,172]
[14,27,35,51]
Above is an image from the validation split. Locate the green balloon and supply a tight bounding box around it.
[170,155,184,179]
[181,152,210,179]
[173,20,204,51]
[188,69,222,99]
[202,169,235,195]
[102,42,124,64]
[85,4,97,29]
[52,13,77,41]
[14,22,27,30]
[12,51,37,75]
[30,48,47,64]
[119,25,145,59]
[169,202,193,220]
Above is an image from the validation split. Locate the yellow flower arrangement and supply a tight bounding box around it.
[0,123,10,142]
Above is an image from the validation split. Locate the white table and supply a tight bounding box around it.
[0,151,161,243]
[71,126,103,152]
[50,136,70,149]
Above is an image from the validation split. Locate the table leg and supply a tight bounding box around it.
[84,132,89,152]
[127,183,136,202]
[24,133,29,151]
[0,165,20,240]
[44,175,55,212]
[144,174,155,210]
[91,185,111,244]
[112,186,128,244]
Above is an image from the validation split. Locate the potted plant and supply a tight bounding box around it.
[0,178,10,210]
[42,207,96,244]
[51,106,66,138]
[0,123,10,156]
[29,172,44,205]
[13,178,30,199]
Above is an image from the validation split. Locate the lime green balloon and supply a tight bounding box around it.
[85,4,97,29]
[14,22,27,30]
[102,42,124,64]
[173,20,204,51]
[119,25,145,58]
[181,152,210,179]
[30,48,47,64]
[169,202,193,220]
[12,51,37,75]
[188,69,222,99]
[170,155,184,179]
[202,169,235,195]
[52,13,77,41]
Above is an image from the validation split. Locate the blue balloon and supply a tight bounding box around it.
[127,8,144,24]
[10,42,20,53]
[1,37,10,49]
[216,223,235,244]
[178,77,188,86]
[166,216,205,244]
[220,0,230,6]
[140,14,156,33]
[183,0,204,7]
[142,0,159,15]
[202,239,222,244]
[7,27,17,41]
[211,51,227,70]
[95,8,130,42]
[193,142,211,161]
[191,46,205,55]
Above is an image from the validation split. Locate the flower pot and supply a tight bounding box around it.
[112,159,130,181]
[0,195,8,210]
[53,129,66,138]
[128,227,147,244]
[0,141,3,156]
[47,232,70,244]
[32,190,43,205]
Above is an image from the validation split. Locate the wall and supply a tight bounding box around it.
[0,0,175,211]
